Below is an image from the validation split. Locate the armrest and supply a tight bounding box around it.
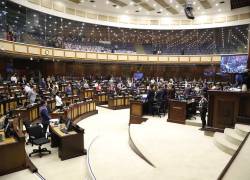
[30,136,36,140]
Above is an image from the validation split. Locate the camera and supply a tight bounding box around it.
[184,0,195,19]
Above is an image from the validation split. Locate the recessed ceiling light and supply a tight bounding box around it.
[153,4,156,7]
[106,1,109,4]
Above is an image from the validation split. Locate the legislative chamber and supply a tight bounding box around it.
[0,0,250,179]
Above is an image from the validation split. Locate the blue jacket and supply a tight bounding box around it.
[40,105,51,124]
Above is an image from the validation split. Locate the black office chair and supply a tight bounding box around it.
[28,125,51,157]
[23,120,32,145]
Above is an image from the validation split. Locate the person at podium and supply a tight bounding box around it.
[146,85,155,115]
[199,93,208,130]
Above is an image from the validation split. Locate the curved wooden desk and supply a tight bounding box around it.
[51,100,98,124]
[0,117,37,175]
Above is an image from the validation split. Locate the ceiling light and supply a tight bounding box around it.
[153,4,156,7]
[129,2,134,5]
[106,1,109,4]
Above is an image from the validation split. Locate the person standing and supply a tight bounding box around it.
[28,86,37,104]
[199,93,208,129]
[40,100,51,134]
[55,92,63,109]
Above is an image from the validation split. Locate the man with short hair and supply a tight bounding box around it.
[40,100,51,134]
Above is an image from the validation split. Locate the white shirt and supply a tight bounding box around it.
[55,95,63,107]
[24,85,31,93]
[11,76,17,83]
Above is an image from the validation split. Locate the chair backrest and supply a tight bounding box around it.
[28,125,45,139]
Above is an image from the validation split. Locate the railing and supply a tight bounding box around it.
[0,39,224,64]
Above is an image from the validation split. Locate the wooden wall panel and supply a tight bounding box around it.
[41,48,53,56]
[53,50,64,57]
[28,46,40,55]
[87,53,97,59]
[179,56,189,62]
[118,55,128,61]
[159,56,168,62]
[14,44,27,53]
[138,56,148,61]
[169,57,178,62]
[97,54,107,60]
[190,56,200,62]
[0,41,13,51]
[201,56,212,62]
[108,54,117,61]
[128,55,137,61]
[148,56,158,62]
[65,51,75,58]
[76,52,86,59]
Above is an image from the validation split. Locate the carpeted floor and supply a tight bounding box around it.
[0,107,231,180]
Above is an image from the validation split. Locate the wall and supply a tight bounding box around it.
[0,56,220,80]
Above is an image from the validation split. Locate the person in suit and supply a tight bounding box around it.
[39,100,51,134]
[183,84,192,98]
[147,85,155,115]
[65,84,72,96]
[40,78,46,89]
[199,93,208,129]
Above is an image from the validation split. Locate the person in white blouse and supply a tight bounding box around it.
[55,92,63,109]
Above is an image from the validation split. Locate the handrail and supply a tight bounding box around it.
[0,39,237,64]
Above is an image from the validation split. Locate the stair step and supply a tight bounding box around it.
[235,124,250,137]
[224,128,244,146]
[214,133,238,155]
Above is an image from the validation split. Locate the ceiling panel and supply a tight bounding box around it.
[140,2,155,11]
[154,0,170,8]
[198,0,212,9]
[68,0,80,3]
[109,0,127,7]
[176,0,186,5]
[230,0,250,9]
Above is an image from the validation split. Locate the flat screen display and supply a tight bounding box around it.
[133,72,144,80]
[220,55,248,73]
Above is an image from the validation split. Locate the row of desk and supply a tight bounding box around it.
[108,95,133,110]
[51,100,97,124]
[50,100,97,160]
[0,117,36,176]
